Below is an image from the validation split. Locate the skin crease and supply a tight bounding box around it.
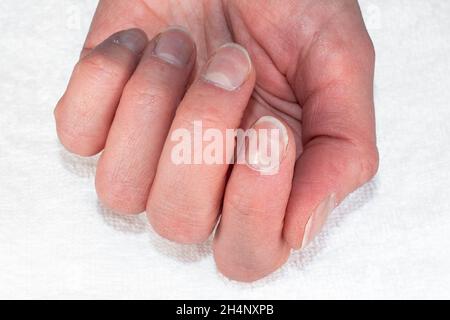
[54,0,379,282]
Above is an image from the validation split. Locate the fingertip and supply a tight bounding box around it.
[55,28,149,158]
[213,240,291,282]
[212,114,296,282]
[54,98,105,157]
[95,170,147,215]
[146,201,216,244]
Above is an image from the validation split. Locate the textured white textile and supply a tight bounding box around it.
[0,0,449,299]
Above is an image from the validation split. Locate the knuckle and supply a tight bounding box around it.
[320,35,375,77]
[175,105,225,131]
[55,106,105,157]
[178,92,235,127]
[96,176,146,215]
[360,144,379,180]
[78,53,123,81]
[147,200,216,244]
[56,118,102,156]
[225,192,285,223]
[214,257,261,282]
[123,84,167,110]
[225,196,263,222]
[350,143,379,183]
[56,115,89,141]
[213,239,290,282]
[356,34,376,71]
[365,38,376,64]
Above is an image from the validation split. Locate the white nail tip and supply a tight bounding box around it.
[218,43,252,66]
[253,116,289,150]
[300,193,337,250]
[246,116,289,175]
[203,72,236,91]
[202,42,251,91]
[156,52,183,66]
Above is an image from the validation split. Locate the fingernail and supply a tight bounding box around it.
[112,29,148,55]
[301,193,337,250]
[245,116,289,175]
[202,43,251,91]
[153,27,194,66]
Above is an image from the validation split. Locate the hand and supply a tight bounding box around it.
[55,0,378,282]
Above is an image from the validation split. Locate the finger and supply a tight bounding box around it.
[82,0,165,57]
[147,43,255,244]
[55,29,148,156]
[284,10,379,249]
[213,116,296,282]
[95,27,196,214]
[285,138,378,250]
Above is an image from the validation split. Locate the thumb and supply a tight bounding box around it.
[283,137,379,249]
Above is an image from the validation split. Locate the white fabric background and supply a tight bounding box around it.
[1,0,449,299]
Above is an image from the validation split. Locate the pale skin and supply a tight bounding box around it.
[55,0,378,282]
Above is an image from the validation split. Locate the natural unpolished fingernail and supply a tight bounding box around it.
[246,116,289,175]
[153,27,194,66]
[301,193,337,249]
[202,43,251,90]
[112,29,148,54]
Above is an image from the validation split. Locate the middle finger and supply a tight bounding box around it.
[147,43,255,244]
